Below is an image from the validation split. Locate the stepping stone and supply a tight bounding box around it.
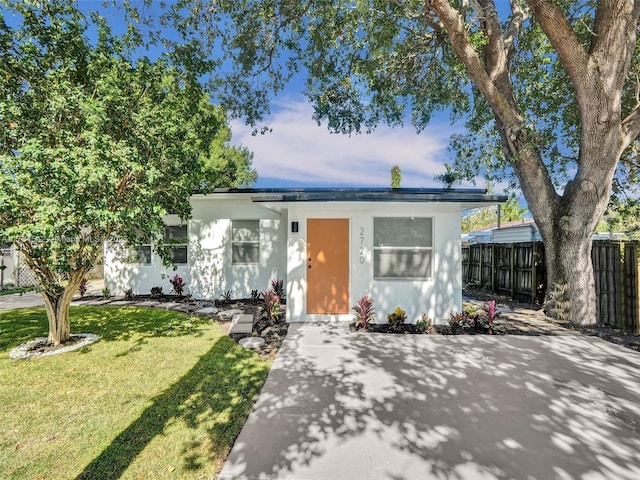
[174,305,197,313]
[195,307,218,315]
[239,337,265,349]
[229,322,253,334]
[109,300,135,306]
[135,301,161,307]
[232,314,254,324]
[219,308,244,319]
[158,302,183,310]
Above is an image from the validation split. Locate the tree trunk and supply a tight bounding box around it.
[541,226,596,325]
[42,271,87,346]
[43,292,72,346]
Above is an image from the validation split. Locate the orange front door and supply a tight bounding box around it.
[307,218,350,314]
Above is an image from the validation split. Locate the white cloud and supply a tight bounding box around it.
[230,97,464,188]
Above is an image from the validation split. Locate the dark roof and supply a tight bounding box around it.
[206,187,507,204]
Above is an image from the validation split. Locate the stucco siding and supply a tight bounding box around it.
[286,202,462,325]
[104,194,287,299]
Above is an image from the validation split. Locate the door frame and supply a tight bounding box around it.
[306,218,350,315]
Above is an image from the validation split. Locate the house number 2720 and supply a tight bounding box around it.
[359,227,365,264]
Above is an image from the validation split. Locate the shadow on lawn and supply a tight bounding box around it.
[0,306,207,351]
[75,335,269,479]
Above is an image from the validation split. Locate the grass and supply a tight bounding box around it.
[0,286,37,296]
[0,306,271,479]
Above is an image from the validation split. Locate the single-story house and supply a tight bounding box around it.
[104,188,506,324]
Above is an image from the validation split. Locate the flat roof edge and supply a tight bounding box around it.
[250,192,508,204]
[191,188,507,204]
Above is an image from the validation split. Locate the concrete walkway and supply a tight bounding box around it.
[0,279,106,311]
[219,323,640,480]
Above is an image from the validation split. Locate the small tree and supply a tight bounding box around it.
[0,1,254,345]
[390,165,402,188]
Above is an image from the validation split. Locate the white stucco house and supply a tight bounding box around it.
[104,188,506,324]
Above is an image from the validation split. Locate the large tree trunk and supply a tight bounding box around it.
[541,223,597,325]
[42,271,87,346]
[431,0,640,325]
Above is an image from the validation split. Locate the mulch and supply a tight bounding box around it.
[464,289,640,352]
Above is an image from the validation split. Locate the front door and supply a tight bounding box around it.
[307,218,349,314]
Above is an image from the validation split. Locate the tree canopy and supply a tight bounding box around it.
[0,0,255,344]
[127,0,640,325]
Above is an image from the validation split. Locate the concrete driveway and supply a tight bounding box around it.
[219,323,640,479]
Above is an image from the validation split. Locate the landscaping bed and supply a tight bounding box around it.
[75,289,289,359]
[465,288,640,351]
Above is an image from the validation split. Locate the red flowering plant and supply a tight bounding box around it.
[169,274,186,296]
[353,295,376,330]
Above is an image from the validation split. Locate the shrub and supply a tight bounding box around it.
[261,290,281,322]
[353,295,375,330]
[251,289,260,304]
[150,286,163,297]
[486,299,499,334]
[447,312,473,334]
[416,314,432,334]
[387,307,407,327]
[271,279,285,299]
[101,287,111,298]
[123,288,134,301]
[222,290,232,302]
[169,274,186,296]
[78,278,88,297]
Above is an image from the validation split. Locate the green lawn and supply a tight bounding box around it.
[0,306,270,479]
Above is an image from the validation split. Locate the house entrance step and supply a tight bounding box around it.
[228,322,253,334]
[232,314,254,325]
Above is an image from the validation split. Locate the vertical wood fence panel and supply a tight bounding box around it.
[462,240,639,330]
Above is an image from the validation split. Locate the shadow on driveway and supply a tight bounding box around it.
[220,323,640,479]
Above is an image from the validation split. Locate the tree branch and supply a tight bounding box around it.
[429,0,519,128]
[525,0,590,94]
[504,0,528,60]
[621,104,640,152]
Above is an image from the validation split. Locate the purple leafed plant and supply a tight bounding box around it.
[271,278,285,298]
[262,290,281,322]
[170,274,186,296]
[78,278,88,297]
[353,295,375,330]
[486,300,498,334]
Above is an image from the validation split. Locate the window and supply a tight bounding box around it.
[164,224,188,264]
[232,220,260,264]
[125,245,152,265]
[373,217,433,279]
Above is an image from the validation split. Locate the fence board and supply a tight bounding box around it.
[462,240,639,330]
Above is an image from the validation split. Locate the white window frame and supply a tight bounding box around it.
[373,217,434,280]
[164,224,188,265]
[125,244,153,265]
[231,219,260,265]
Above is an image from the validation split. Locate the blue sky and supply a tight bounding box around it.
[232,97,469,189]
[75,1,486,191]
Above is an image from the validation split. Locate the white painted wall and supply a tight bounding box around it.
[1,245,15,288]
[285,202,462,325]
[104,193,464,323]
[104,194,287,299]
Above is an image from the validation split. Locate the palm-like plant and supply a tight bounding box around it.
[353,295,375,330]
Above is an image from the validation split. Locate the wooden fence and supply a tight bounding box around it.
[462,241,640,330]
